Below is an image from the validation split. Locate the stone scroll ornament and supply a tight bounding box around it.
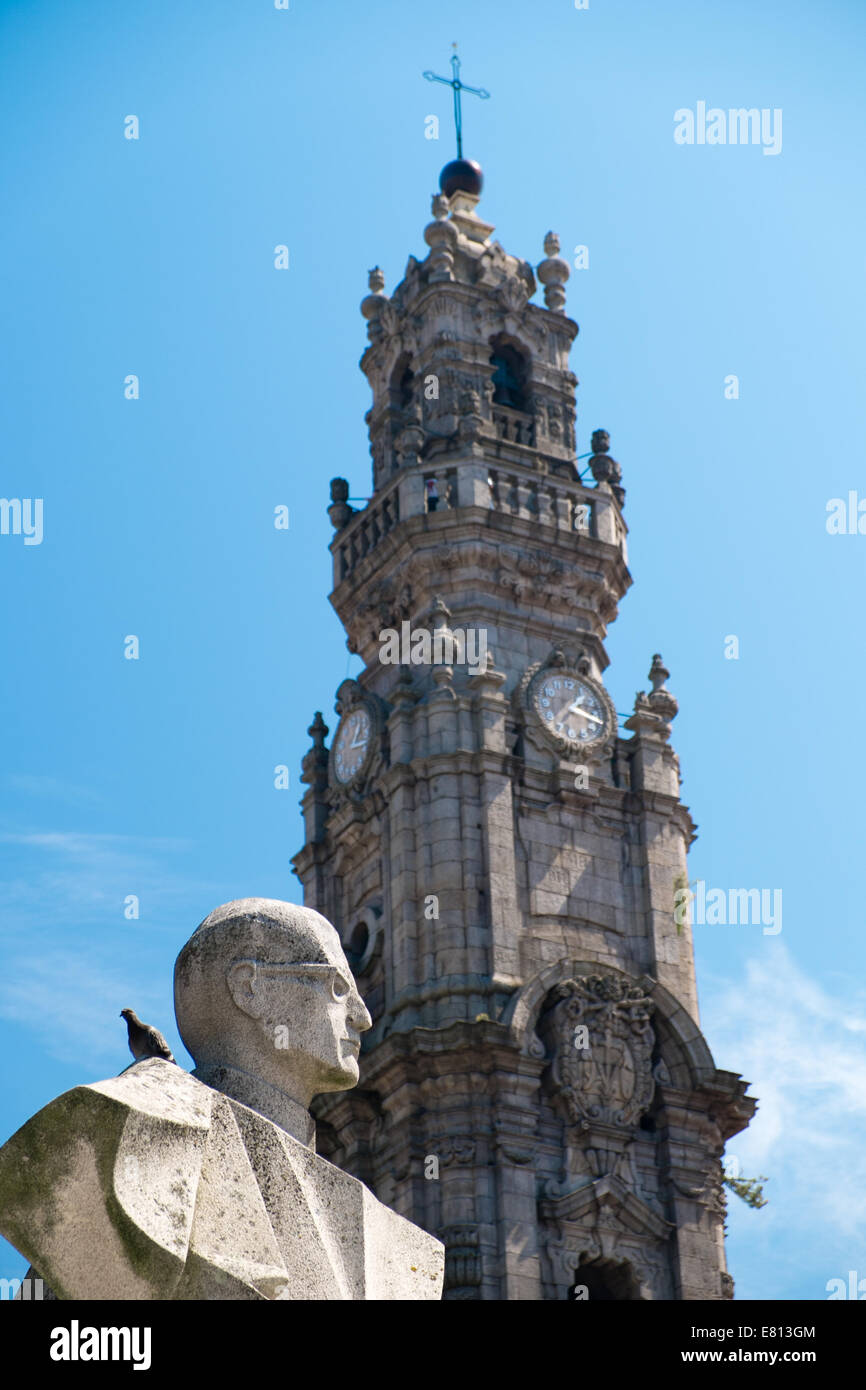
[0,899,443,1301]
[547,975,656,1130]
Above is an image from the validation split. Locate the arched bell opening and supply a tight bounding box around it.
[388,353,415,414]
[488,337,529,413]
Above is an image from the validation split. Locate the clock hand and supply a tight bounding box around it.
[567,701,603,725]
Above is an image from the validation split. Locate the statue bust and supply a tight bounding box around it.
[0,899,444,1300]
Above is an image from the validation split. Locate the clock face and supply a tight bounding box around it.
[333,707,372,784]
[532,675,608,748]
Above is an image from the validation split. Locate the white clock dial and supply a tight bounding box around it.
[533,676,607,747]
[333,708,372,784]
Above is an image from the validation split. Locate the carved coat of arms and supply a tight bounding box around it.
[546,975,656,1130]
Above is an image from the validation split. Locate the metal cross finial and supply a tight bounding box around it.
[423,45,490,160]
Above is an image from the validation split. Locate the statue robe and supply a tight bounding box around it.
[0,1059,443,1300]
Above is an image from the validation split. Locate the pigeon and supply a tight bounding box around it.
[120,1008,176,1064]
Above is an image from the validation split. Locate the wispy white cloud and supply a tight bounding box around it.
[0,829,210,932]
[0,951,179,1068]
[0,827,217,1069]
[0,830,192,855]
[702,944,866,1249]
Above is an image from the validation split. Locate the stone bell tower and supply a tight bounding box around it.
[291,156,754,1301]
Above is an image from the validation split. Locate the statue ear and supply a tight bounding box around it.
[227,961,260,1016]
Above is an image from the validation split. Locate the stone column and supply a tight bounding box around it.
[470,657,522,986]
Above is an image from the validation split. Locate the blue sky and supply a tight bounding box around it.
[1,0,865,1300]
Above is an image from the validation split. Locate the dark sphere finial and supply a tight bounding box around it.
[439,158,483,198]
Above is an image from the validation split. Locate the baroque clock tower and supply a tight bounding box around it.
[291,152,755,1301]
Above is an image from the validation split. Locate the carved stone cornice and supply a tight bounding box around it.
[539,1173,674,1243]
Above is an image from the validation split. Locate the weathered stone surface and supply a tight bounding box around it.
[0,899,444,1300]
[292,177,755,1299]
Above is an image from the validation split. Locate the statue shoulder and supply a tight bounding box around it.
[0,1060,216,1300]
[87,1058,213,1129]
[0,1059,213,1173]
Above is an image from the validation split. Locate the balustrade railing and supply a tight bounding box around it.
[490,404,535,447]
[485,467,595,537]
[336,482,400,582]
[334,465,600,583]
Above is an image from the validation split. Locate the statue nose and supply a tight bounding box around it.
[350,992,373,1032]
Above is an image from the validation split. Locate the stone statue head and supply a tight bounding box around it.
[174,898,372,1110]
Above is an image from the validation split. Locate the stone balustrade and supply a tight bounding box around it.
[334,480,401,582]
[490,404,536,447]
[332,464,620,584]
[484,466,599,537]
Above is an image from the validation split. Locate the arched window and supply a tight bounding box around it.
[398,364,414,410]
[389,355,414,414]
[570,1258,642,1301]
[346,920,370,971]
[489,341,528,411]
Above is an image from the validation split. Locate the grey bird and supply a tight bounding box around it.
[120,1008,176,1064]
